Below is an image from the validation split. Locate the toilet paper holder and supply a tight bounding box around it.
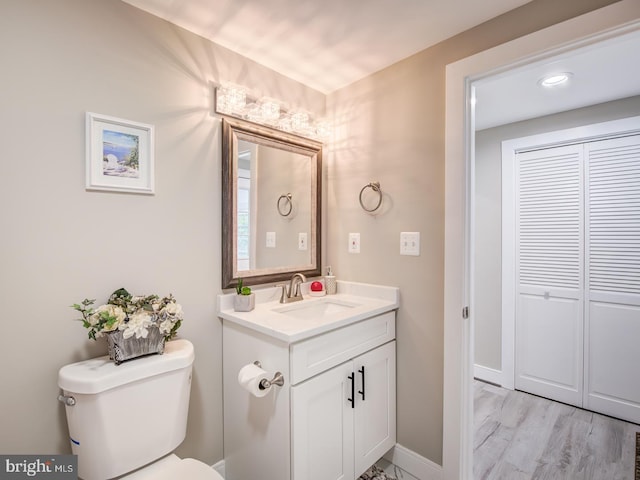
[253,361,285,390]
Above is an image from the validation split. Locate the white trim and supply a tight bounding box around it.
[214,447,439,480]
[500,115,640,396]
[473,364,502,386]
[500,146,516,391]
[384,444,443,480]
[502,116,640,154]
[444,2,640,479]
[212,459,225,478]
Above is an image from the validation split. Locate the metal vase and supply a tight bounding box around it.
[105,326,166,365]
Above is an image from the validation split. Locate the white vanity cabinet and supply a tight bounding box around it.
[219,282,398,480]
[291,340,396,480]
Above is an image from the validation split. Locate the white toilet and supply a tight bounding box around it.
[58,339,223,480]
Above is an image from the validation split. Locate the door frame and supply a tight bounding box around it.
[443,3,640,479]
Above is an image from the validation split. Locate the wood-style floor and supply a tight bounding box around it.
[474,380,639,480]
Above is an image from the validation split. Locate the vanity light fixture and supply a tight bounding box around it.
[290,111,310,131]
[538,72,573,88]
[259,97,281,122]
[216,83,247,115]
[215,84,330,141]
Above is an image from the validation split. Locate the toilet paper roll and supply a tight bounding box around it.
[238,363,272,398]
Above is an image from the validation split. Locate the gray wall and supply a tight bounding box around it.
[326,0,621,464]
[0,0,323,463]
[0,0,621,470]
[474,95,640,371]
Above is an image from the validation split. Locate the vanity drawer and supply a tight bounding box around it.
[289,311,395,384]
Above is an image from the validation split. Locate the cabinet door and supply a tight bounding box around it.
[291,361,355,480]
[354,341,396,477]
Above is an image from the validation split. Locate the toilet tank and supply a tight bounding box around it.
[58,339,195,480]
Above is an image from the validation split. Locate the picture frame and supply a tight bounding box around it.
[86,112,155,194]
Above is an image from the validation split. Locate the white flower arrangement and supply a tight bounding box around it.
[72,288,183,341]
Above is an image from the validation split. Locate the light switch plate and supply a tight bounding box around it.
[298,232,308,250]
[400,232,420,256]
[266,231,276,248]
[349,233,360,253]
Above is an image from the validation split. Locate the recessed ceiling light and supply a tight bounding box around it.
[539,72,573,88]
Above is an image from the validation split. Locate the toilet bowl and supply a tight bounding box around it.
[58,339,222,480]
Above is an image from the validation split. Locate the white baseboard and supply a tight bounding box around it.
[212,459,225,477]
[383,443,443,480]
[213,445,442,480]
[473,364,502,386]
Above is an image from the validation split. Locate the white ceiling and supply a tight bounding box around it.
[474,29,640,130]
[122,0,531,93]
[122,0,640,129]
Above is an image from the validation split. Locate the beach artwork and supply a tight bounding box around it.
[86,112,154,194]
[102,130,140,178]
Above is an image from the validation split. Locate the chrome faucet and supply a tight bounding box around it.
[280,273,306,303]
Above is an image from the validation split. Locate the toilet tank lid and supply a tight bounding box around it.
[58,339,194,394]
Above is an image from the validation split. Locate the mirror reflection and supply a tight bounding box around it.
[236,139,313,271]
[222,118,322,288]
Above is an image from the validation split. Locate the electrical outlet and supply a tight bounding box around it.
[400,232,420,256]
[266,231,276,248]
[349,233,360,253]
[298,232,308,250]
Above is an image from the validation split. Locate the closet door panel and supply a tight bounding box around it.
[514,145,584,407]
[587,301,640,423]
[587,135,640,295]
[516,293,582,405]
[585,134,640,424]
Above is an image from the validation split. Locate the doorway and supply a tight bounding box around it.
[497,120,640,425]
[443,3,640,479]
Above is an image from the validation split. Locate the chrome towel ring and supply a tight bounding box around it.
[277,193,293,216]
[359,181,382,212]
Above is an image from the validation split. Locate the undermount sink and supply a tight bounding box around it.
[273,298,361,319]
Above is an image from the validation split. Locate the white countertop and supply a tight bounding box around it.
[217,281,399,343]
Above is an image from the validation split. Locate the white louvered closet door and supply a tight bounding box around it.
[514,144,585,407]
[584,135,640,424]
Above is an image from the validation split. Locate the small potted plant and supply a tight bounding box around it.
[234,278,255,312]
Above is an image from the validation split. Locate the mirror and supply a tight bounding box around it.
[222,117,322,288]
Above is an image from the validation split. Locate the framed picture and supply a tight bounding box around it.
[86,112,155,194]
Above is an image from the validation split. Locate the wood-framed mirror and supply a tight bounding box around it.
[221,117,322,288]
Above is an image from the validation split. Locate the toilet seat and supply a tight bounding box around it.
[121,455,223,480]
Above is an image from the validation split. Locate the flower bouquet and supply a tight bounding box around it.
[72,287,183,365]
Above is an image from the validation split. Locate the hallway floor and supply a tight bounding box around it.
[473,380,638,480]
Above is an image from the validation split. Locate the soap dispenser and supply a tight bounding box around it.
[325,266,337,295]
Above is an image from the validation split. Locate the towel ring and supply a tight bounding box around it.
[277,193,293,216]
[359,182,382,212]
